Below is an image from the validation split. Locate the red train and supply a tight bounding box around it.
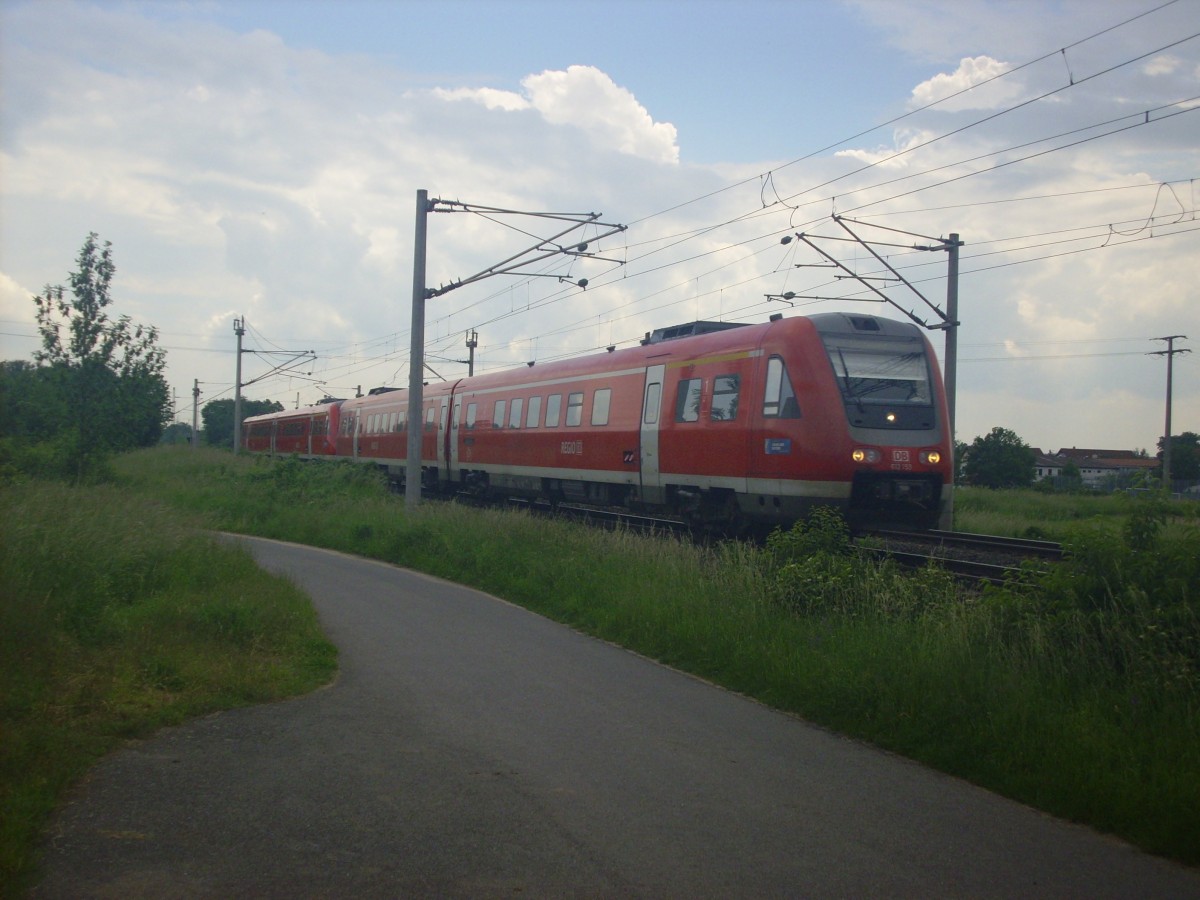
[243,312,954,531]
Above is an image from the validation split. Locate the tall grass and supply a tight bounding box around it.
[954,484,1199,540]
[106,447,1200,865]
[0,480,336,897]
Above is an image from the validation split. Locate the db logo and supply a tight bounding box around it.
[892,450,911,463]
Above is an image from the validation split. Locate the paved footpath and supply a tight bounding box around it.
[33,536,1200,898]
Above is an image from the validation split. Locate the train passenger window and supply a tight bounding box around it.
[591,388,612,426]
[509,398,524,429]
[711,375,740,421]
[425,407,436,431]
[763,357,801,418]
[388,412,396,433]
[397,409,407,431]
[545,394,562,427]
[566,392,584,426]
[466,403,477,430]
[644,382,661,425]
[675,378,702,422]
[526,396,542,428]
[494,399,506,428]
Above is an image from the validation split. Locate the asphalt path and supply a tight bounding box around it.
[34,535,1200,898]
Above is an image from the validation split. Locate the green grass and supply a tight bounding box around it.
[0,479,336,898]
[954,484,1199,541]
[7,446,1198,888]
[103,447,1200,867]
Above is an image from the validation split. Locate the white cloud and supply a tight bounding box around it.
[521,66,679,165]
[908,56,1021,111]
[433,86,531,112]
[434,66,679,165]
[0,1,1194,453]
[1143,54,1180,76]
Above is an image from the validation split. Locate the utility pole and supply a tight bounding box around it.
[465,329,479,377]
[943,233,961,444]
[230,318,315,455]
[1152,335,1190,492]
[192,379,201,450]
[406,190,430,512]
[233,316,245,454]
[405,190,626,511]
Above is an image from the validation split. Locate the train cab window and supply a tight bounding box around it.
[763,357,801,419]
[675,378,702,423]
[591,388,612,426]
[711,375,740,421]
[565,392,584,426]
[466,402,478,430]
[526,396,542,428]
[823,335,932,406]
[545,394,562,427]
[494,399,507,428]
[509,398,524,429]
[425,407,436,431]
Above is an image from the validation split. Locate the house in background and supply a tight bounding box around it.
[1036,447,1159,489]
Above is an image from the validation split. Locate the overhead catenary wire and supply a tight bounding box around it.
[236,1,1197,401]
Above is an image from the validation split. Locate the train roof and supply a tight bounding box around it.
[264,311,927,419]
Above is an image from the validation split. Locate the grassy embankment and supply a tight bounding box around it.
[4,445,1197,891]
[0,480,337,898]
[112,446,1199,867]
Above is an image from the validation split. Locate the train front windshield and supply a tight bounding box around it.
[823,334,936,427]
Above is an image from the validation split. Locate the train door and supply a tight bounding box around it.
[437,397,451,482]
[446,396,462,485]
[639,364,665,503]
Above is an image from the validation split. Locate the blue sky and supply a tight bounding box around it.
[1,0,1197,452]
[177,0,921,163]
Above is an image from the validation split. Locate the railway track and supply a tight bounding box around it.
[498,496,1062,586]
[861,529,1064,585]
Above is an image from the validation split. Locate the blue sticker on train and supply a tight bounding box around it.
[764,438,792,455]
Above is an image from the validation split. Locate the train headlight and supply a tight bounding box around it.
[921,450,942,465]
[852,448,881,464]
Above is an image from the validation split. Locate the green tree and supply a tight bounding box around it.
[25,234,169,479]
[963,426,1035,489]
[1157,432,1200,481]
[160,422,195,446]
[201,398,284,449]
[0,360,66,444]
[953,440,969,484]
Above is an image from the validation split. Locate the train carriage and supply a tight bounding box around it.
[243,312,953,531]
[242,400,341,457]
